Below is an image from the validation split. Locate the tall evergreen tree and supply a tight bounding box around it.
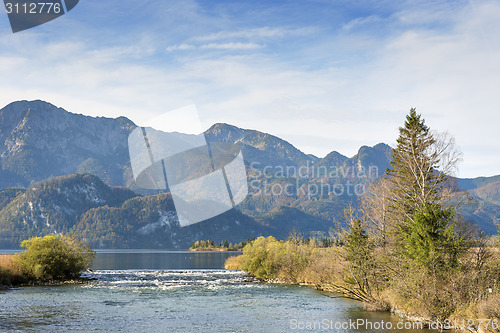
[386,108,463,268]
[388,108,446,218]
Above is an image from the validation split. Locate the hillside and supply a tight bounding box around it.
[457,175,500,206]
[0,174,336,248]
[0,174,137,247]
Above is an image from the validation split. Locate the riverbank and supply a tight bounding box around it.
[225,236,500,333]
[1,254,93,289]
[225,255,432,328]
[1,235,94,288]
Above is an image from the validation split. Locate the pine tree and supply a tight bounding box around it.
[386,108,464,268]
[342,207,377,303]
[388,108,446,218]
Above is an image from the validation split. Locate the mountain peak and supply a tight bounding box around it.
[354,142,392,155]
[208,122,242,131]
[316,151,348,167]
[0,100,136,188]
[205,123,246,142]
[3,99,56,109]
[1,100,135,126]
[373,142,392,152]
[1,100,67,118]
[348,143,392,176]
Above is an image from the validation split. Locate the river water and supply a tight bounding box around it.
[0,251,445,332]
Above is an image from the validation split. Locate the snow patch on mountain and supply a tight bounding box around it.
[137,210,178,235]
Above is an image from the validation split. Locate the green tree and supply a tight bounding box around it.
[401,203,463,269]
[386,109,463,262]
[341,207,382,303]
[239,236,280,280]
[17,235,94,281]
[389,108,453,216]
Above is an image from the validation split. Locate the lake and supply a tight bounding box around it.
[0,250,446,332]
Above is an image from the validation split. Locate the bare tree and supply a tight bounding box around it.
[360,177,393,247]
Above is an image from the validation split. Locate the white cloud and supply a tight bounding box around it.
[342,15,382,31]
[192,27,313,42]
[166,42,263,52]
[200,42,263,50]
[166,43,196,52]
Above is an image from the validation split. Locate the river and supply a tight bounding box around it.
[0,250,446,332]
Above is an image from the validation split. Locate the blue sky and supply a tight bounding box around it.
[0,0,499,177]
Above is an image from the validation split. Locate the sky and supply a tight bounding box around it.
[0,0,499,178]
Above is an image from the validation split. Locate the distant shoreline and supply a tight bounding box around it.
[0,250,22,255]
[189,248,242,252]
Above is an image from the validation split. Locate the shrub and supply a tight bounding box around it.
[236,236,316,283]
[16,235,94,281]
[239,236,280,280]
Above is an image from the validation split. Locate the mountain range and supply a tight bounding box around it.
[0,100,498,248]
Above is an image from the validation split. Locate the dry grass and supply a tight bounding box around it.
[224,255,243,270]
[478,294,500,332]
[0,254,24,285]
[0,254,15,270]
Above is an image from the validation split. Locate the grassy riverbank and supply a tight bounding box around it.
[226,236,500,332]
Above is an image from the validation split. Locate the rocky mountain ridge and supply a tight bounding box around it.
[0,100,498,248]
